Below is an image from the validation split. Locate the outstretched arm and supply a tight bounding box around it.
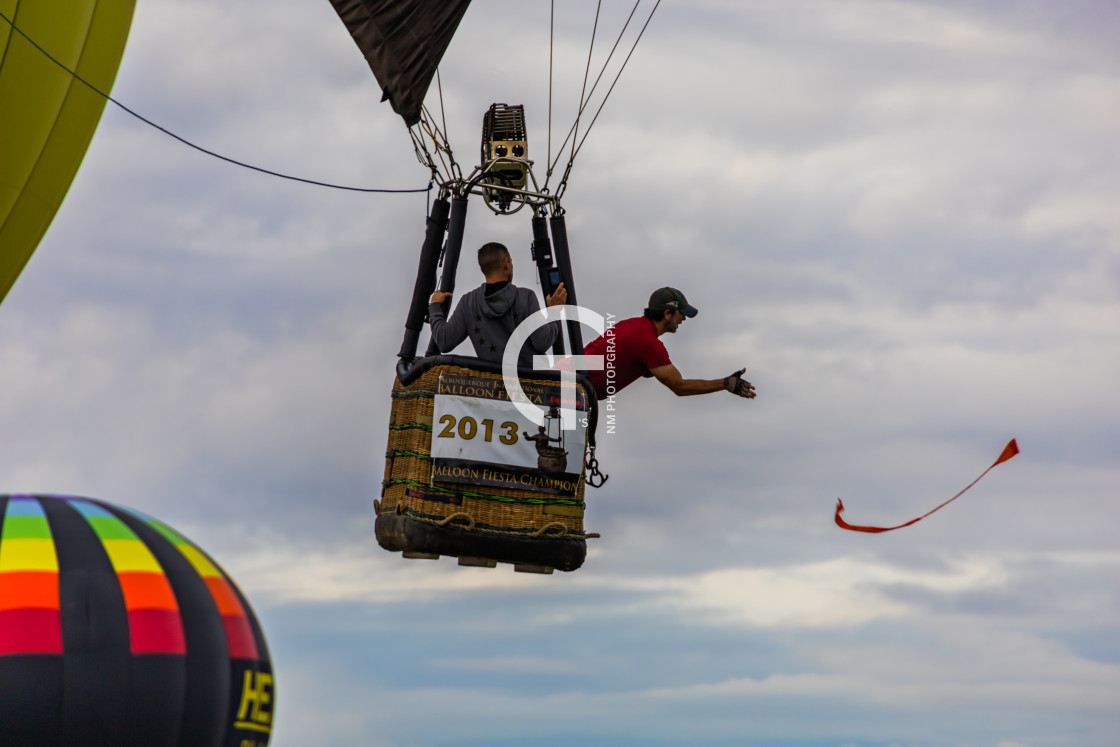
[650,365,756,398]
[650,364,725,396]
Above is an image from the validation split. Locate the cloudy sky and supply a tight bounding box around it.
[3,1,1119,745]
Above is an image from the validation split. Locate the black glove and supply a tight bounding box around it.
[723,371,755,399]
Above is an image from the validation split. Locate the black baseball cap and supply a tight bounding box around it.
[648,287,698,317]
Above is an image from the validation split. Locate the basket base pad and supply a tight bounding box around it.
[375,513,586,572]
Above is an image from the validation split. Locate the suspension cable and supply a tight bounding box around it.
[419,104,461,184]
[568,0,662,166]
[547,0,645,179]
[409,125,443,185]
[436,69,450,148]
[546,0,555,185]
[433,72,462,182]
[568,1,603,179]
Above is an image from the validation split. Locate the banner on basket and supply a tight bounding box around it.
[431,373,587,496]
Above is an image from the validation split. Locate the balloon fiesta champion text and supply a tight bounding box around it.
[431,464,579,493]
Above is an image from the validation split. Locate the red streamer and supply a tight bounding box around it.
[835,439,1020,533]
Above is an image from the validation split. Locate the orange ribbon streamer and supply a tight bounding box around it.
[835,439,1020,533]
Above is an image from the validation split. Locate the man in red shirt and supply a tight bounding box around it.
[583,287,756,401]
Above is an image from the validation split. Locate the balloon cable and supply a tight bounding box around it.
[548,0,635,178]
[547,0,661,192]
[568,0,662,166]
[569,1,604,178]
[545,0,554,185]
[0,10,430,195]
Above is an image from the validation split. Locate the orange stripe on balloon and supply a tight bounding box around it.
[118,572,179,610]
[0,570,59,610]
[204,576,245,616]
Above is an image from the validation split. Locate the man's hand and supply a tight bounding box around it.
[546,282,567,307]
[430,290,452,304]
[723,368,756,399]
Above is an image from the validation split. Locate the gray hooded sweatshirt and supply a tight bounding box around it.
[429,281,560,368]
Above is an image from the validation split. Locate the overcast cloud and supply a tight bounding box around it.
[1,1,1118,745]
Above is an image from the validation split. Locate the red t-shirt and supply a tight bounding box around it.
[583,316,672,398]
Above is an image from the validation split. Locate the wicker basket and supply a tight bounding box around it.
[377,363,594,571]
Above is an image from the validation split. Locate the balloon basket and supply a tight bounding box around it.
[377,360,597,573]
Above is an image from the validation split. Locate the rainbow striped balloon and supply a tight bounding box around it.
[0,494,273,747]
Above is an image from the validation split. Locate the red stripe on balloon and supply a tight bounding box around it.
[223,614,259,659]
[0,607,63,654]
[128,608,187,654]
[835,439,1020,533]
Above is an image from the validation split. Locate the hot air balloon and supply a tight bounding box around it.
[0,1,136,306]
[328,2,661,571]
[0,494,273,747]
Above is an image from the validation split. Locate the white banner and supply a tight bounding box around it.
[430,373,587,496]
[431,393,542,468]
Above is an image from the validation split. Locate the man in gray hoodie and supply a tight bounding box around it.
[429,242,567,368]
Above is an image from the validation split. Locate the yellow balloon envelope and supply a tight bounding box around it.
[0,0,135,306]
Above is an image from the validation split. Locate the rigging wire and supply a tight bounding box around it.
[568,1,604,182]
[418,104,460,184]
[416,111,448,182]
[568,0,662,165]
[546,0,647,180]
[409,126,443,185]
[0,10,430,195]
[546,0,555,185]
[432,70,462,182]
[436,69,450,149]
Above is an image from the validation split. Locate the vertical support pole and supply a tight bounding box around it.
[426,195,469,356]
[531,214,564,355]
[550,213,584,354]
[399,197,450,362]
